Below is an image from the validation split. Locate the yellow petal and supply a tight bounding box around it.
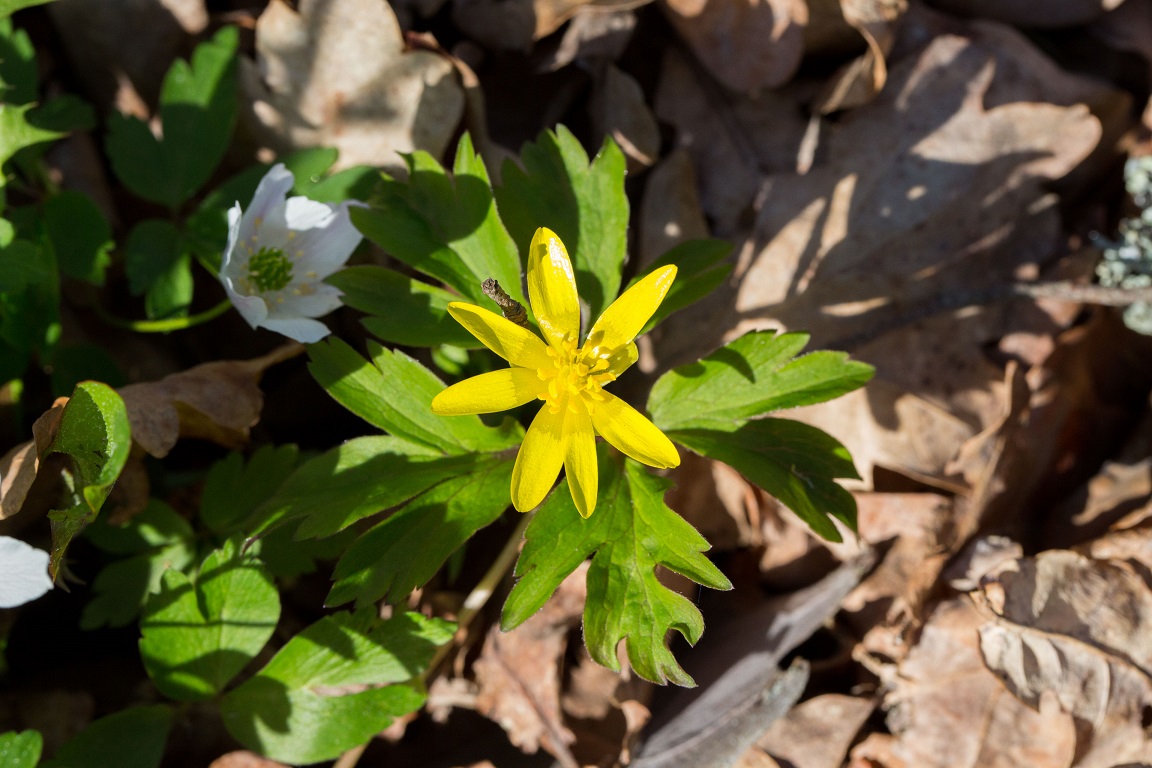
[527,227,581,348]
[584,266,677,354]
[564,408,598,517]
[447,302,551,370]
[591,393,680,469]
[431,368,545,415]
[511,405,566,512]
[605,341,638,378]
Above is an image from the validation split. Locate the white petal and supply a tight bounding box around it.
[266,283,343,319]
[284,195,338,230]
[286,202,363,278]
[220,203,244,277]
[238,165,293,248]
[259,316,332,343]
[222,278,269,328]
[0,536,52,608]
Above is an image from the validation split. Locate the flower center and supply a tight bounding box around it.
[247,247,294,293]
[539,338,616,414]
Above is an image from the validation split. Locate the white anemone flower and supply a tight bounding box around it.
[0,536,52,608]
[220,163,363,343]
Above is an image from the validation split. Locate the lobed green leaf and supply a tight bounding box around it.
[496,126,627,321]
[351,133,522,307]
[45,381,131,579]
[139,538,280,701]
[220,611,452,764]
[670,419,860,541]
[0,730,41,768]
[648,330,874,431]
[631,239,733,334]
[328,455,513,607]
[40,706,172,768]
[503,447,731,685]
[326,265,479,348]
[307,337,521,454]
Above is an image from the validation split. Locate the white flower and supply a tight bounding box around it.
[220,163,363,343]
[0,536,52,608]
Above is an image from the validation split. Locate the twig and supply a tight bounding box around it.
[482,278,529,329]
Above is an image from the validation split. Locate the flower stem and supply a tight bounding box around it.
[96,298,232,333]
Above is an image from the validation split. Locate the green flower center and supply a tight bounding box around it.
[247,247,294,292]
[539,338,615,414]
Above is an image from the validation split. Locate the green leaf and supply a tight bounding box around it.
[503,448,731,686]
[43,191,112,284]
[0,236,46,293]
[669,419,859,542]
[123,219,193,319]
[81,499,196,629]
[329,455,513,607]
[139,538,280,701]
[648,331,875,431]
[199,445,300,534]
[27,94,94,134]
[220,611,452,765]
[0,0,55,18]
[350,133,522,307]
[496,127,627,320]
[0,102,64,168]
[105,27,237,208]
[0,19,37,105]
[249,435,479,540]
[283,146,339,191]
[632,239,733,333]
[308,337,521,454]
[0,730,41,768]
[45,381,131,579]
[306,164,378,202]
[326,265,479,348]
[41,706,172,768]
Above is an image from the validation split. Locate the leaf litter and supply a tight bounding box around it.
[15,0,1152,765]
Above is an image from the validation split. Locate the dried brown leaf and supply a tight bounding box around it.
[118,345,301,459]
[473,565,585,764]
[881,597,1078,768]
[639,149,711,267]
[978,550,1152,767]
[0,399,68,524]
[240,0,464,171]
[749,693,876,768]
[591,64,660,170]
[659,0,808,93]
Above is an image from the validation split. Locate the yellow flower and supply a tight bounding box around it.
[431,227,681,517]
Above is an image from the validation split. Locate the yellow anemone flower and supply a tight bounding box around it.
[431,227,681,517]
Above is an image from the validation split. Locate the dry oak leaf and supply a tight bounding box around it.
[659,0,808,93]
[118,345,301,459]
[748,693,876,768]
[207,752,289,768]
[881,597,1077,768]
[453,0,648,51]
[240,0,464,172]
[978,550,1152,768]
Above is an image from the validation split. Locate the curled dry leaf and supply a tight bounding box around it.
[543,9,638,71]
[118,345,302,459]
[0,399,66,524]
[453,0,648,51]
[978,550,1152,767]
[240,0,465,171]
[659,0,808,93]
[811,0,909,114]
[880,597,1078,768]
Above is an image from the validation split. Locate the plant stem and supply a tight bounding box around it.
[96,297,232,333]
